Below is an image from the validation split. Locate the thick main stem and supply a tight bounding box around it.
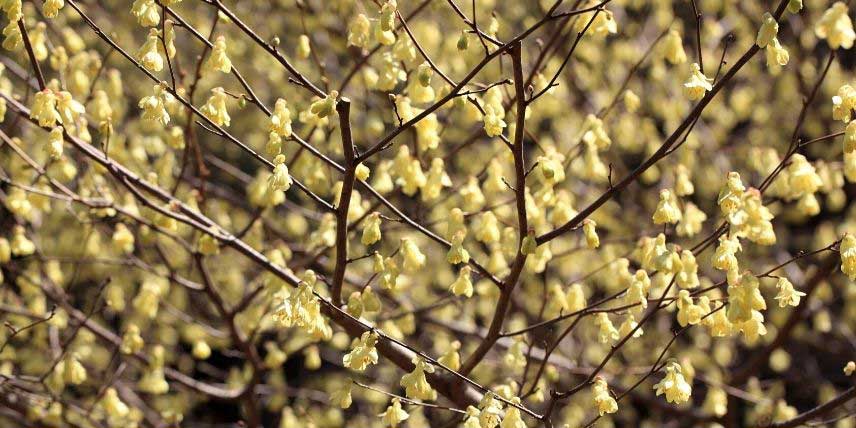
[331,99,356,305]
[459,41,528,376]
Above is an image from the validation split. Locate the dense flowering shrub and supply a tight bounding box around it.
[1,0,856,426]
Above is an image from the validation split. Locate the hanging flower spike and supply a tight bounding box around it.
[815,2,855,50]
[137,28,164,72]
[726,271,766,324]
[268,154,293,193]
[362,212,382,246]
[343,330,379,371]
[379,398,409,428]
[131,0,160,27]
[583,219,600,249]
[840,233,856,280]
[594,313,619,344]
[43,0,64,18]
[756,12,778,48]
[309,90,338,119]
[200,87,231,127]
[483,105,507,137]
[653,189,682,225]
[400,237,426,272]
[592,376,618,416]
[450,266,473,297]
[139,84,175,127]
[30,89,61,127]
[203,36,232,74]
[46,126,64,160]
[347,13,371,48]
[773,277,805,307]
[663,28,687,65]
[683,63,712,101]
[400,357,436,401]
[653,361,692,404]
[269,98,293,138]
[447,230,470,265]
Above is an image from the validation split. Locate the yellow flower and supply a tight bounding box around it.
[676,290,704,326]
[204,36,232,74]
[712,234,741,280]
[62,353,87,385]
[676,202,707,237]
[575,1,617,38]
[500,397,527,428]
[653,361,692,404]
[100,388,129,419]
[268,155,293,192]
[43,0,64,19]
[618,313,643,338]
[815,2,855,50]
[269,98,293,137]
[380,0,397,32]
[356,163,371,181]
[120,324,144,354]
[787,0,802,14]
[343,330,379,371]
[478,393,503,428]
[309,90,338,119]
[447,230,470,264]
[30,89,61,127]
[476,212,500,244]
[139,84,174,126]
[400,357,436,400]
[662,29,687,64]
[718,171,745,216]
[1,21,22,51]
[131,0,159,27]
[137,28,164,72]
[296,34,311,59]
[331,382,353,409]
[379,398,409,428]
[0,238,10,263]
[583,219,599,249]
[581,114,611,149]
[438,341,461,370]
[844,361,855,376]
[786,154,822,197]
[676,250,699,289]
[362,212,382,246]
[192,340,211,360]
[773,277,805,307]
[138,367,169,394]
[727,272,766,324]
[755,12,778,48]
[273,271,332,340]
[200,87,231,127]
[348,14,371,47]
[833,84,856,122]
[592,376,618,415]
[450,266,473,297]
[46,126,64,160]
[10,225,35,256]
[422,158,451,201]
[197,234,220,255]
[623,89,640,112]
[400,237,426,272]
[840,233,856,280]
[683,63,712,101]
[653,189,682,224]
[594,313,619,344]
[483,105,506,137]
[765,38,789,69]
